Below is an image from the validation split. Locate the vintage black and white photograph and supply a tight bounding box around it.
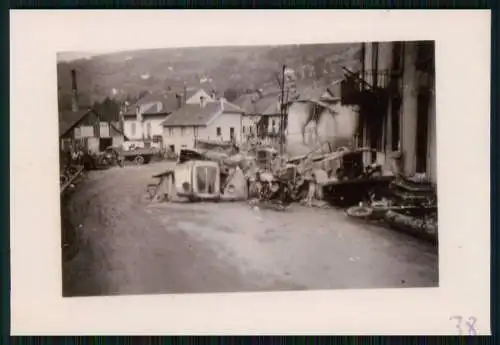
[58,40,438,297]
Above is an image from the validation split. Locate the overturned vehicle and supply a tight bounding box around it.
[146,148,249,203]
[146,146,301,209]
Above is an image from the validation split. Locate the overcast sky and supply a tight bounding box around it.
[57,50,122,62]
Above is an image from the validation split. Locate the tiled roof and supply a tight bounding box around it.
[162,100,242,127]
[185,87,214,101]
[259,94,283,115]
[59,108,95,138]
[123,91,179,116]
[234,91,282,115]
[254,93,281,114]
[221,100,244,113]
[233,93,256,113]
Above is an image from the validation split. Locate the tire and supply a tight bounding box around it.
[346,205,373,219]
[134,155,145,165]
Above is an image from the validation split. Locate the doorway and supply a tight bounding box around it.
[99,137,113,152]
[415,91,430,173]
[391,95,401,151]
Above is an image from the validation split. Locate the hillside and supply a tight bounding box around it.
[57,43,361,111]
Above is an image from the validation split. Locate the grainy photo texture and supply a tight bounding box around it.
[58,41,438,297]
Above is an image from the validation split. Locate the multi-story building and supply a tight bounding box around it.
[341,40,437,183]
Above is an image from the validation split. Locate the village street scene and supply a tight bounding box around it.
[58,41,438,297]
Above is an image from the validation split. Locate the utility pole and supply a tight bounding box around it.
[279,64,286,156]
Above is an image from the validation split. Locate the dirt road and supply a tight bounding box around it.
[62,163,438,297]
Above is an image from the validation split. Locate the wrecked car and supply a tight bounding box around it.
[174,159,221,201]
[147,148,248,203]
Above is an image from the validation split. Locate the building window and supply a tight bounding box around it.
[391,96,401,151]
[392,42,404,76]
[181,127,185,136]
[131,122,136,136]
[415,91,430,173]
[216,127,221,137]
[168,128,173,136]
[147,122,152,139]
[416,41,435,74]
[372,42,379,87]
[230,127,235,140]
[196,166,217,194]
[242,126,246,134]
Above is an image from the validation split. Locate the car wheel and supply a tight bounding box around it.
[134,155,145,165]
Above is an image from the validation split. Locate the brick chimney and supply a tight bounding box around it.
[71,69,79,112]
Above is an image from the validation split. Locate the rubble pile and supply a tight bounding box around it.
[382,173,438,242]
[59,149,87,193]
[146,140,438,242]
[345,172,438,242]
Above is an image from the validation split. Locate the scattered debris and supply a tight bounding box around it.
[343,173,438,242]
[60,164,84,194]
[345,204,373,219]
[141,138,438,242]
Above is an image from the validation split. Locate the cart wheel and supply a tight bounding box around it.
[134,155,145,165]
[346,205,373,219]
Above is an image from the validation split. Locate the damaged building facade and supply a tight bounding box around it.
[285,80,360,158]
[342,40,437,184]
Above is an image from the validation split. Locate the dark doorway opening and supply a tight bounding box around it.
[415,91,430,173]
[366,92,387,163]
[99,137,113,152]
[391,95,402,151]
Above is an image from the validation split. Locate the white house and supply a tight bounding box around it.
[122,93,176,143]
[122,88,215,146]
[162,98,244,153]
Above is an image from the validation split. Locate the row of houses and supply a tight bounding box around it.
[59,40,436,185]
[59,67,347,156]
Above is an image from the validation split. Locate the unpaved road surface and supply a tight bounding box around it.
[62,163,438,297]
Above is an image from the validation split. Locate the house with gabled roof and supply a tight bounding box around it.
[122,91,179,143]
[234,90,284,144]
[161,98,243,153]
[59,69,127,154]
[122,88,215,144]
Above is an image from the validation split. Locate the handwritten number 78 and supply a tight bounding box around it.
[450,316,477,335]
